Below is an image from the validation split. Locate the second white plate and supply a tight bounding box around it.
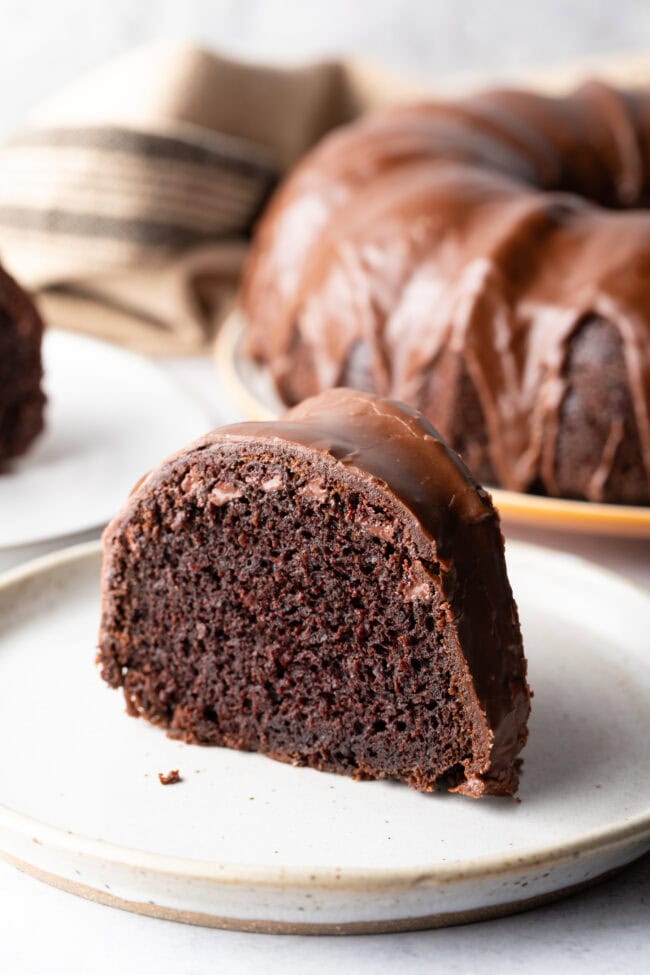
[0,330,210,549]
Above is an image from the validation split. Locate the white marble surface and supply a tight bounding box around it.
[1,2,650,969]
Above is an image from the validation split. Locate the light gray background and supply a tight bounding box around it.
[1,0,650,136]
[0,2,649,973]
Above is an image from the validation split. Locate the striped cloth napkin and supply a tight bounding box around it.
[0,43,420,353]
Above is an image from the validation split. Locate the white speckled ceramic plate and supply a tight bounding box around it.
[214,310,650,539]
[0,330,209,550]
[0,541,649,933]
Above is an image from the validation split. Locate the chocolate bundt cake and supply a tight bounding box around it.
[243,82,650,505]
[0,264,45,464]
[98,389,530,797]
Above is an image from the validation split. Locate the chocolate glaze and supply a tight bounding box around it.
[124,389,529,795]
[243,82,650,503]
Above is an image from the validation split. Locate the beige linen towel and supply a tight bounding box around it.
[0,43,421,353]
[1,42,648,354]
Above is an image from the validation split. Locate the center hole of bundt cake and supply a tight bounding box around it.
[111,448,475,789]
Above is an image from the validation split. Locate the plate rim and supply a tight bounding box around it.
[0,329,211,552]
[214,308,650,539]
[1,539,650,891]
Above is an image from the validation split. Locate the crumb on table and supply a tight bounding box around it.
[158,769,181,785]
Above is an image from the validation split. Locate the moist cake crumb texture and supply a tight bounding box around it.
[99,389,530,798]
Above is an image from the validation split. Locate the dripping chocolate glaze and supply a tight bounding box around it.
[242,82,650,502]
[123,389,529,792]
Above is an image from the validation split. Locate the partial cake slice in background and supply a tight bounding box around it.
[98,389,530,797]
[0,264,45,465]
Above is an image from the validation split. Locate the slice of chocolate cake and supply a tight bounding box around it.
[0,264,45,464]
[98,389,530,797]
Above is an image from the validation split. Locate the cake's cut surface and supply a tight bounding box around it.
[242,82,650,505]
[0,264,45,464]
[99,389,530,797]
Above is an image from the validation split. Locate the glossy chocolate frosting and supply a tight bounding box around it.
[128,389,529,794]
[243,82,650,503]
